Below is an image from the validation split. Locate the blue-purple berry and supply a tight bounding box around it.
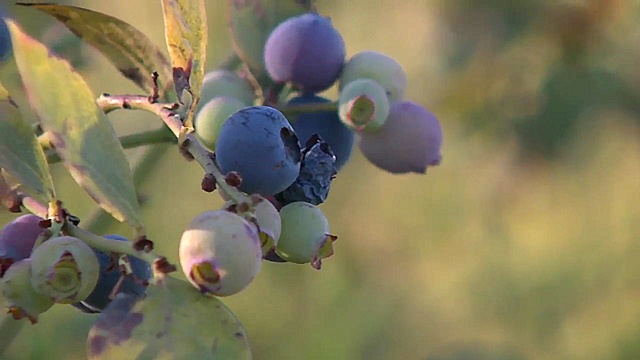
[215,106,302,196]
[288,95,354,170]
[264,13,346,94]
[358,101,443,174]
[72,234,151,313]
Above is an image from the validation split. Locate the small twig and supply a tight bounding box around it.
[95,94,249,205]
[18,194,175,275]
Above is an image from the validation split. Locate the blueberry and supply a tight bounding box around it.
[195,96,246,151]
[215,106,302,196]
[30,236,100,304]
[1,259,54,324]
[275,135,337,206]
[358,101,443,174]
[0,6,13,62]
[338,78,390,132]
[198,70,256,112]
[264,13,346,94]
[0,214,46,276]
[179,210,262,296]
[339,50,408,103]
[275,202,336,270]
[288,95,354,170]
[72,234,151,313]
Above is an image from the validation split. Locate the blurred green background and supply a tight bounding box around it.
[1,0,640,359]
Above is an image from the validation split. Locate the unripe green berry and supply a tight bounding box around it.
[338,78,390,132]
[223,195,282,257]
[179,210,262,296]
[198,70,256,111]
[195,97,246,150]
[275,202,337,269]
[30,236,100,304]
[1,259,54,324]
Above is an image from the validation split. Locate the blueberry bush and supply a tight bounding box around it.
[0,1,442,358]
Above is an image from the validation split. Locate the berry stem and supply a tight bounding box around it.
[18,194,173,272]
[93,94,250,205]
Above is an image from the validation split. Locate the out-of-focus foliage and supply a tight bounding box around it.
[1,0,639,359]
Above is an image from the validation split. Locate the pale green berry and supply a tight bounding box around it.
[195,97,246,151]
[223,195,282,257]
[179,210,262,296]
[198,70,256,111]
[339,50,408,103]
[338,78,390,132]
[1,259,54,324]
[30,236,100,304]
[275,202,337,269]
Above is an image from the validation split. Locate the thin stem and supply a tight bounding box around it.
[95,94,249,205]
[65,225,160,265]
[19,195,168,269]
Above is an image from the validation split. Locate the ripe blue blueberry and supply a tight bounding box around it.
[72,234,151,313]
[264,13,346,94]
[358,101,443,174]
[215,106,302,196]
[0,6,12,61]
[288,95,354,170]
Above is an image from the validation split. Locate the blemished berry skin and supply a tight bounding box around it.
[195,97,246,151]
[72,235,151,313]
[30,236,100,304]
[215,106,302,196]
[339,50,408,103]
[0,214,46,272]
[358,101,443,174]
[179,210,262,296]
[1,259,54,324]
[197,70,256,112]
[275,135,337,206]
[0,6,12,61]
[338,78,390,131]
[288,95,354,170]
[275,202,336,270]
[264,13,346,94]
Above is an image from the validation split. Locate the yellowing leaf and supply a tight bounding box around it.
[18,3,174,101]
[161,0,207,128]
[6,20,144,234]
[87,277,252,360]
[0,84,56,203]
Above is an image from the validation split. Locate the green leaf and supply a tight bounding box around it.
[161,0,207,129]
[17,3,175,101]
[0,83,56,203]
[228,0,315,77]
[6,20,144,234]
[87,277,252,360]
